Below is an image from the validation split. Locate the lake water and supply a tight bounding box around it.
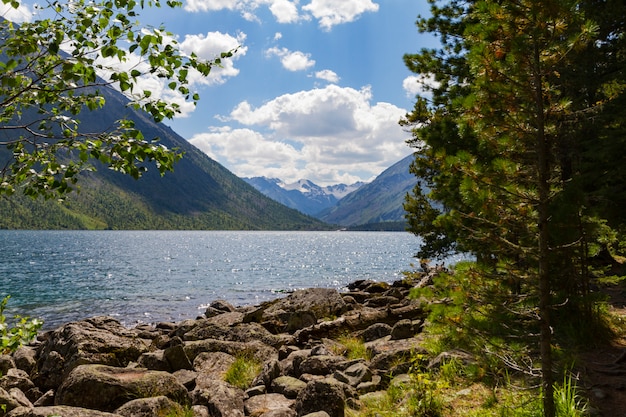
[0,230,457,330]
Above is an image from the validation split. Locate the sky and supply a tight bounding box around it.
[1,0,437,186]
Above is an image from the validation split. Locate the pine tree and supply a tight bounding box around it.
[403,1,625,415]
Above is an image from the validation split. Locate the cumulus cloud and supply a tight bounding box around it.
[266,47,315,71]
[194,85,411,185]
[91,31,244,118]
[183,0,378,29]
[302,0,379,30]
[403,74,440,100]
[315,70,339,83]
[180,31,247,86]
[0,2,34,23]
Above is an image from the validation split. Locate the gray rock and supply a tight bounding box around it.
[340,362,372,387]
[0,355,15,375]
[6,406,123,417]
[8,388,32,408]
[364,296,401,308]
[280,349,310,378]
[11,347,36,375]
[173,369,198,390]
[0,387,23,415]
[214,300,237,312]
[356,374,381,394]
[244,393,294,416]
[271,375,307,399]
[184,339,277,365]
[361,323,392,342]
[164,343,193,371]
[301,412,331,417]
[193,351,236,385]
[33,316,151,391]
[191,379,245,417]
[390,319,414,340]
[298,355,345,376]
[252,359,281,388]
[295,378,346,417]
[0,368,35,393]
[137,350,170,371]
[179,320,280,347]
[259,409,297,417]
[192,405,211,417]
[244,288,348,333]
[32,390,54,407]
[367,336,427,372]
[115,395,184,417]
[55,364,189,412]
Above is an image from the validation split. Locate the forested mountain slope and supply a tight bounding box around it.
[318,154,417,227]
[0,84,330,230]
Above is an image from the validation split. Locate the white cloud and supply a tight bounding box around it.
[268,0,300,23]
[183,0,378,29]
[274,32,283,41]
[402,74,439,100]
[196,85,411,185]
[0,2,34,22]
[180,31,247,86]
[266,47,315,71]
[315,69,339,83]
[302,0,379,30]
[90,31,244,119]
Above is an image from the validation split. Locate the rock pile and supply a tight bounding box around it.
[0,277,432,417]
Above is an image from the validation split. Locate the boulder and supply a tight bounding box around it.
[137,350,170,371]
[0,369,35,394]
[244,288,348,333]
[0,355,15,375]
[334,362,372,387]
[0,387,23,415]
[184,339,277,364]
[295,379,346,417]
[33,317,151,391]
[190,379,244,417]
[178,320,281,347]
[6,406,123,417]
[360,323,392,342]
[259,409,297,417]
[11,347,36,375]
[298,355,345,377]
[55,364,189,412]
[390,319,414,340]
[193,352,236,387]
[270,376,306,399]
[115,395,184,417]
[244,393,295,416]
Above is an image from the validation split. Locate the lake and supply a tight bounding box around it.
[0,230,457,330]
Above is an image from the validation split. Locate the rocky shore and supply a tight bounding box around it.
[0,270,444,417]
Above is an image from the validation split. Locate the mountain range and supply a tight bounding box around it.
[242,178,364,216]
[244,154,417,229]
[0,62,418,230]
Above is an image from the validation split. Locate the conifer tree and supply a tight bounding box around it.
[403,1,625,415]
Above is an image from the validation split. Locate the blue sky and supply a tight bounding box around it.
[2,0,437,186]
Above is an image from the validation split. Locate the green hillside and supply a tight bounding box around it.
[318,154,417,227]
[0,85,330,230]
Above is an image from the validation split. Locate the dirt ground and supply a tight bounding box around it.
[580,287,626,416]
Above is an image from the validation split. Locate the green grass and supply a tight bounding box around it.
[335,335,371,361]
[223,352,263,390]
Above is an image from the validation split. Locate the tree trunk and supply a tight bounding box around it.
[533,38,555,417]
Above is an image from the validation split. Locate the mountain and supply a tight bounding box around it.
[243,177,364,216]
[317,154,417,227]
[0,84,330,230]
